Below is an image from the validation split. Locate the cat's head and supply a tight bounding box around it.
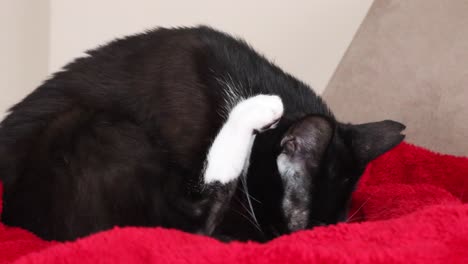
[277,115,405,232]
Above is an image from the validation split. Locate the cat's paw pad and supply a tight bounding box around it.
[230,95,284,133]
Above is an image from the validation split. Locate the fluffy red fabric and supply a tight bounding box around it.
[1,142,467,264]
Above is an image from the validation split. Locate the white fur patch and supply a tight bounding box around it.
[204,95,284,184]
[277,153,310,231]
[277,154,295,179]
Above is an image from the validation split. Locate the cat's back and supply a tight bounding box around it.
[0,27,241,239]
[1,26,229,178]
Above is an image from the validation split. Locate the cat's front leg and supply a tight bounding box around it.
[204,94,283,184]
[201,94,284,235]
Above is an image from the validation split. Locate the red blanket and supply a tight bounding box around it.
[1,142,467,264]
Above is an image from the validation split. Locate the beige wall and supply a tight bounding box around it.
[0,0,50,120]
[323,0,468,156]
[49,0,373,93]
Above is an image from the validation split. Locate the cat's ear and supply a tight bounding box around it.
[280,116,333,164]
[341,120,406,167]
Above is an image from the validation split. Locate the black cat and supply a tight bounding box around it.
[0,26,405,242]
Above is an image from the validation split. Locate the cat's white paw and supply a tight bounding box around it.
[204,137,254,184]
[203,95,283,185]
[230,94,284,133]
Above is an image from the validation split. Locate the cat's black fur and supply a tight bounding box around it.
[0,26,405,242]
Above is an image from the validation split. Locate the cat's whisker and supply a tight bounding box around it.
[239,187,261,204]
[234,195,256,219]
[233,194,264,235]
[346,198,370,222]
[231,208,262,233]
[240,175,262,233]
